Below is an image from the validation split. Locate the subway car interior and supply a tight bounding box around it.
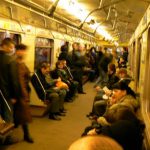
[0,0,150,150]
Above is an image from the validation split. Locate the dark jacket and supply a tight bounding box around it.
[59,51,73,68]
[105,95,139,113]
[14,62,32,125]
[31,69,54,100]
[100,120,144,150]
[96,73,119,89]
[106,74,119,89]
[72,51,86,71]
[54,69,69,83]
[0,51,21,102]
[98,55,112,73]
[58,51,68,60]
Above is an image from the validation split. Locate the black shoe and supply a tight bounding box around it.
[55,112,66,116]
[60,109,67,113]
[3,136,19,145]
[24,136,34,143]
[86,112,94,118]
[49,114,61,121]
[89,115,98,120]
[66,99,73,102]
[78,91,86,94]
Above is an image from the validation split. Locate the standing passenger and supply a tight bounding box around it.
[14,44,34,143]
[0,38,20,144]
[72,43,86,94]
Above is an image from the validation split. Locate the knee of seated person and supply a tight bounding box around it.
[49,93,59,99]
[94,102,101,110]
[73,81,79,87]
[95,100,107,106]
[59,89,67,96]
[68,136,123,150]
[94,96,101,101]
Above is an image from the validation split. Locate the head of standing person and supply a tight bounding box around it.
[15,44,28,61]
[68,136,123,150]
[61,44,68,53]
[78,43,85,52]
[72,42,79,51]
[0,38,15,54]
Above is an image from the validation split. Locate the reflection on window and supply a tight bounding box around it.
[34,37,54,70]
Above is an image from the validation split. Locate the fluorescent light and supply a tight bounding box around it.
[114,41,119,46]
[50,0,92,22]
[89,23,113,40]
[97,27,113,40]
[89,23,99,29]
[50,0,113,41]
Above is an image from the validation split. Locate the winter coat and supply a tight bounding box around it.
[0,51,21,102]
[14,62,32,125]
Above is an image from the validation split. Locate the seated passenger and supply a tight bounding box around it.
[95,63,119,99]
[54,61,77,101]
[94,80,139,118]
[86,106,144,150]
[117,68,132,85]
[107,80,138,111]
[87,64,119,118]
[118,57,127,68]
[31,62,66,121]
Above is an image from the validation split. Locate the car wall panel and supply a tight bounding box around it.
[51,39,62,69]
[21,34,36,72]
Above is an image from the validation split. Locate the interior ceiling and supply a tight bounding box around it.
[14,0,149,43]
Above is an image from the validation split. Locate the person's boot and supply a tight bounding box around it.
[3,135,19,145]
[22,124,34,143]
[48,113,61,121]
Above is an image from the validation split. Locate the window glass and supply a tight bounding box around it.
[137,39,142,89]
[34,37,54,69]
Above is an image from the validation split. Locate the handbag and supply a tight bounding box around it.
[56,81,68,89]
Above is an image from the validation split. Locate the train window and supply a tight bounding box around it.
[143,29,150,113]
[136,38,142,90]
[10,34,21,45]
[0,32,21,45]
[131,42,136,77]
[34,37,54,69]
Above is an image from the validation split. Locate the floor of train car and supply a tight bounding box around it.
[0,82,95,150]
